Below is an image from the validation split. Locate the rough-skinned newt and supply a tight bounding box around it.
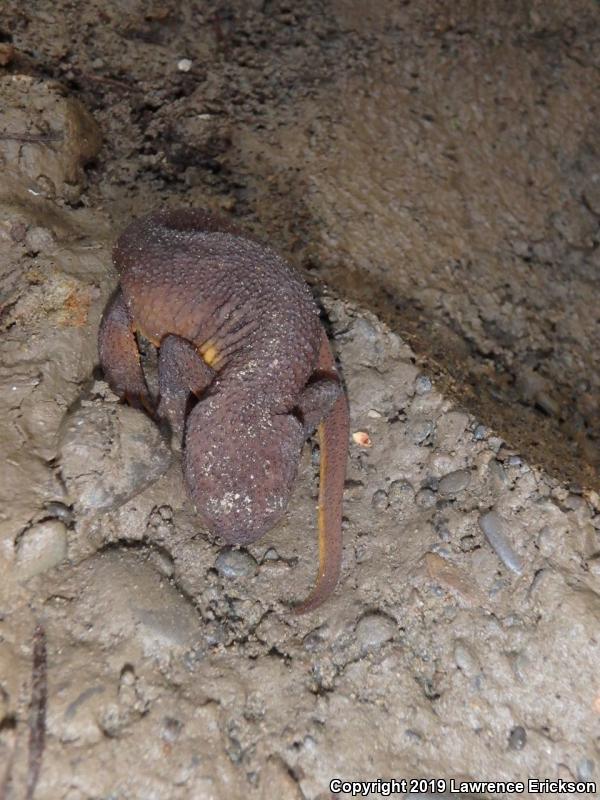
[98,209,349,613]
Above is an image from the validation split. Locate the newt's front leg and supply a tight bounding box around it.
[157,334,215,448]
[293,330,349,614]
[98,290,154,415]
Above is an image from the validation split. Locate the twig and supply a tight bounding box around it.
[25,625,47,800]
[0,723,16,800]
[0,132,62,144]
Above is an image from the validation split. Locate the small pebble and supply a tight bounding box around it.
[44,502,74,525]
[479,511,523,575]
[303,628,327,653]
[415,374,432,395]
[415,488,437,509]
[511,239,530,257]
[262,547,281,562]
[352,431,372,447]
[453,639,479,676]
[488,458,510,486]
[422,476,439,492]
[438,469,471,496]
[371,489,389,511]
[348,318,382,366]
[16,520,67,579]
[388,480,414,508]
[459,534,477,552]
[177,58,192,72]
[508,725,526,750]
[215,548,258,579]
[536,391,559,417]
[577,758,595,781]
[410,419,434,445]
[473,424,487,440]
[564,494,589,513]
[354,613,396,653]
[24,225,55,254]
[510,651,530,683]
[424,552,485,606]
[161,717,183,744]
[433,516,451,542]
[158,505,173,521]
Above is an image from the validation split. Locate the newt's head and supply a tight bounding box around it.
[183,399,305,545]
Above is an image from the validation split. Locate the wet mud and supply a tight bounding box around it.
[1,1,599,798]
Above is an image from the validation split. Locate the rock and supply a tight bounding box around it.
[215,548,258,578]
[473,424,487,440]
[371,489,389,511]
[345,318,383,367]
[424,552,486,606]
[354,612,396,653]
[24,225,56,254]
[409,418,434,445]
[453,639,480,676]
[16,519,67,578]
[508,726,527,750]
[388,480,415,509]
[61,549,201,656]
[0,75,101,201]
[416,488,437,508]
[577,758,595,780]
[438,469,471,496]
[59,400,171,515]
[435,411,469,450]
[44,502,75,525]
[515,368,559,416]
[479,511,523,575]
[415,374,432,395]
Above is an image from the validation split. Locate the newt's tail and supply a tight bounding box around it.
[293,334,349,614]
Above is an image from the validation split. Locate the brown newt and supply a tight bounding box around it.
[98,209,349,613]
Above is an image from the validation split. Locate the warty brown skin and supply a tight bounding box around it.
[98,208,349,613]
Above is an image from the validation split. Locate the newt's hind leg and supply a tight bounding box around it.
[295,376,344,436]
[98,289,154,415]
[157,334,215,448]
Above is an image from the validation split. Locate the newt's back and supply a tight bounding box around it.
[115,209,322,408]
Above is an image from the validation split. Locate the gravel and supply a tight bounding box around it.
[438,469,471,496]
[508,726,527,751]
[215,548,258,579]
[354,613,396,653]
[479,511,524,575]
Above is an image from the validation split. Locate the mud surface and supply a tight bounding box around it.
[1,2,600,799]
